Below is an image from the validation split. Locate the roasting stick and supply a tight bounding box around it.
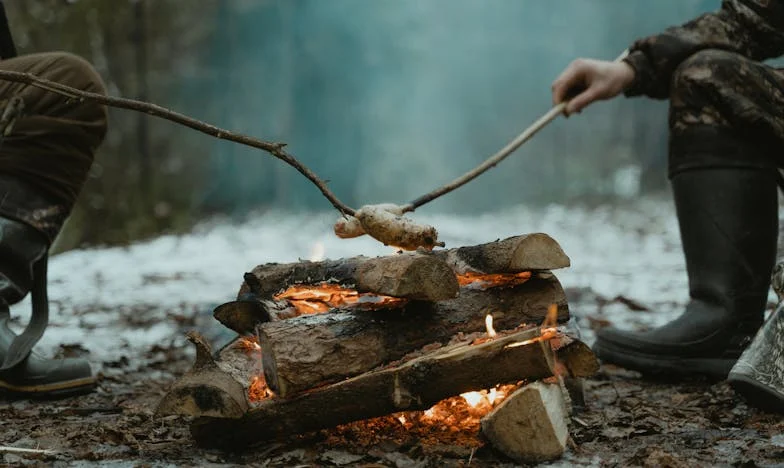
[400,49,630,213]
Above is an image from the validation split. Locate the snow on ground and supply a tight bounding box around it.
[8,195,777,369]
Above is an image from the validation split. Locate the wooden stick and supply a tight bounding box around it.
[402,50,630,213]
[0,70,356,216]
[0,446,57,455]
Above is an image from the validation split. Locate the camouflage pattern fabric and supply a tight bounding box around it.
[624,0,784,100]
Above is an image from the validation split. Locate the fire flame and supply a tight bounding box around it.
[274,282,407,314]
[484,314,497,338]
[457,271,532,289]
[235,337,274,403]
[309,242,325,262]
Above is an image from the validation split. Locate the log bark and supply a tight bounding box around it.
[190,327,556,449]
[259,273,569,397]
[432,233,570,274]
[240,252,459,301]
[480,380,571,464]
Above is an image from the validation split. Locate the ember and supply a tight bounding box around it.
[234,336,272,403]
[457,271,532,289]
[274,283,407,314]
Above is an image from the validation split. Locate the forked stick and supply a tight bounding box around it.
[400,50,630,213]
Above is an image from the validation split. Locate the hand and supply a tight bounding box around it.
[551,58,636,116]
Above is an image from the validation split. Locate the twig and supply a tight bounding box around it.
[0,445,57,455]
[0,69,355,216]
[401,50,629,213]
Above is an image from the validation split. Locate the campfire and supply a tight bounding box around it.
[157,233,598,464]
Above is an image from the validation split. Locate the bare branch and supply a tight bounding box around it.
[0,69,355,216]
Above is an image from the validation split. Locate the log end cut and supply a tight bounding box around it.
[480,380,570,464]
[508,233,570,271]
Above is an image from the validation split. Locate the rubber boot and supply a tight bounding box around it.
[0,216,95,397]
[592,167,778,379]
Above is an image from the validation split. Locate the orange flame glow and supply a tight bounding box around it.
[248,375,273,401]
[274,283,407,315]
[457,271,532,289]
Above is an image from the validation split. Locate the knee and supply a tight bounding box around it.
[49,52,108,136]
[50,52,107,95]
[671,49,741,98]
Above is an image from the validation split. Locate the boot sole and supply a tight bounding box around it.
[593,341,735,380]
[0,375,97,399]
[727,373,784,414]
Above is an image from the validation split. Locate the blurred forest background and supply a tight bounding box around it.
[4,0,719,251]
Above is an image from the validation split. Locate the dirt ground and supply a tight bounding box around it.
[1,304,783,468]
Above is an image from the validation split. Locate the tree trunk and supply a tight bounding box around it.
[260,273,568,397]
[190,327,556,449]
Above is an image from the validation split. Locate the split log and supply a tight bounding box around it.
[480,379,571,464]
[240,253,459,302]
[156,332,250,419]
[190,327,556,449]
[432,233,570,274]
[259,274,569,397]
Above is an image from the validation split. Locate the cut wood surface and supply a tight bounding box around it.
[480,380,571,464]
[190,327,556,449]
[259,274,569,397]
[432,233,570,274]
[240,253,459,302]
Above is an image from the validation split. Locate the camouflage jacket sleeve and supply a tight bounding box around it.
[624,0,784,99]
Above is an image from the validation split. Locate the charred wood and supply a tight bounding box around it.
[259,274,568,397]
[241,253,460,302]
[190,327,556,449]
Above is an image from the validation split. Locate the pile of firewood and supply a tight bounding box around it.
[157,234,599,464]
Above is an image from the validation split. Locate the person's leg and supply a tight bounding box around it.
[0,52,107,397]
[593,49,782,380]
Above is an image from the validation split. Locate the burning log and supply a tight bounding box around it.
[432,233,570,274]
[259,274,569,397]
[480,379,572,464]
[189,327,558,450]
[240,252,460,302]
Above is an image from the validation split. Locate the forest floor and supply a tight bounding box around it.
[1,197,783,467]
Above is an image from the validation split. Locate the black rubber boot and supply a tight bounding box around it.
[593,167,778,379]
[0,216,95,398]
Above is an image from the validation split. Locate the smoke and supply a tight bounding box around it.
[190,0,716,215]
